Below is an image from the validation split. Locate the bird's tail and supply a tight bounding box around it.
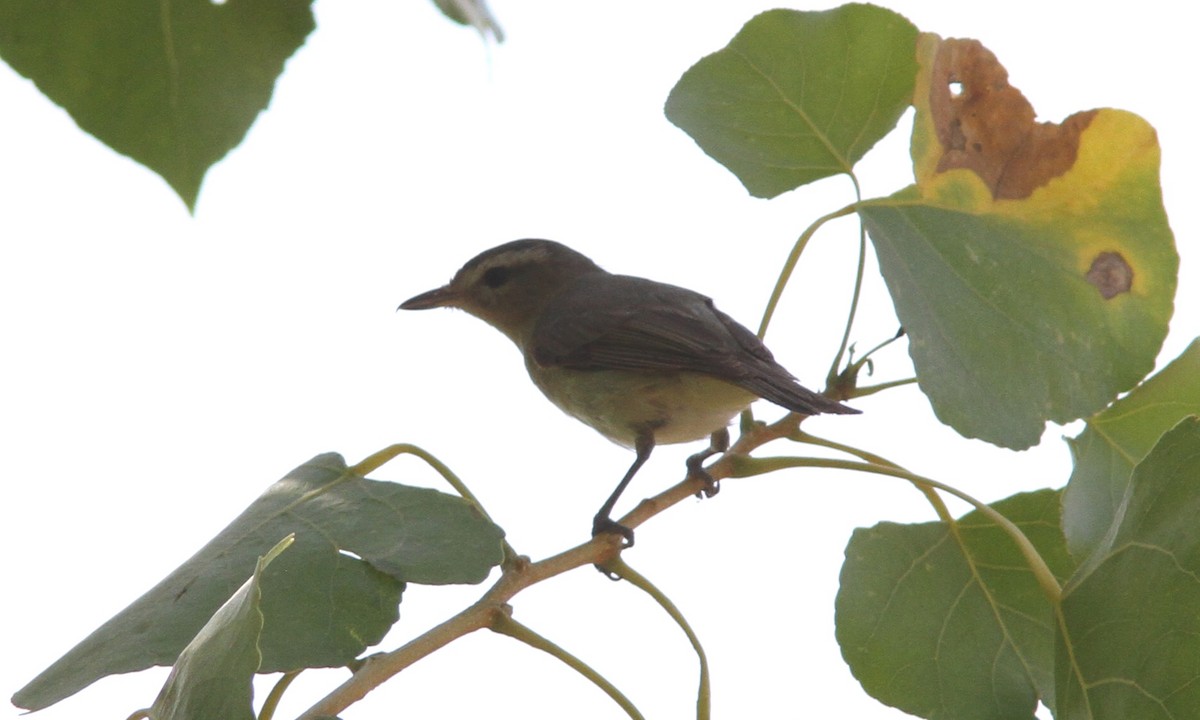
[744,371,859,416]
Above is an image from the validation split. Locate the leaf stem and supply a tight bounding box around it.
[826,185,867,389]
[757,202,860,339]
[351,443,519,563]
[294,413,804,718]
[604,558,710,720]
[258,670,301,720]
[850,377,917,398]
[293,413,845,718]
[789,430,954,523]
[490,612,645,720]
[728,454,1063,603]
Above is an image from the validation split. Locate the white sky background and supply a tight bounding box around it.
[2,2,1196,719]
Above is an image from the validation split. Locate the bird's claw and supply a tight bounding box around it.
[592,515,633,579]
[592,514,634,548]
[688,464,720,499]
[686,427,729,499]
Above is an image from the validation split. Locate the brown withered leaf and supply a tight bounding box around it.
[928,38,1097,200]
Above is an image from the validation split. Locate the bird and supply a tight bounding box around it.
[400,239,858,546]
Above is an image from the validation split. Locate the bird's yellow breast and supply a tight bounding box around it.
[526,360,755,448]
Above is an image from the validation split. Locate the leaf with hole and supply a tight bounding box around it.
[860,35,1177,449]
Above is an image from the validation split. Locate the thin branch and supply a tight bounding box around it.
[296,409,1060,718]
[294,413,813,718]
[297,593,498,717]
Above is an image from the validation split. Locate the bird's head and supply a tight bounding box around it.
[400,239,604,345]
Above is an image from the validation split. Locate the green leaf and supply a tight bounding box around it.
[149,536,293,720]
[860,35,1177,449]
[0,0,315,210]
[1061,339,1200,560]
[1057,417,1200,719]
[13,453,505,711]
[837,489,1075,719]
[664,4,918,198]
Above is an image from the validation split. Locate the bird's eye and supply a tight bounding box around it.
[482,266,510,289]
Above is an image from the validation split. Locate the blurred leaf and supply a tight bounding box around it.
[13,453,505,711]
[0,0,315,210]
[1057,418,1200,718]
[665,4,918,198]
[430,0,503,42]
[861,35,1177,449]
[837,489,1074,719]
[149,537,293,720]
[1061,339,1200,560]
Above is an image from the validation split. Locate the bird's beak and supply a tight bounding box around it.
[398,284,460,311]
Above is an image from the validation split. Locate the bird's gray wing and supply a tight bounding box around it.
[530,274,856,415]
[531,275,751,370]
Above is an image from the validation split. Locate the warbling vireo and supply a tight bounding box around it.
[401,239,858,545]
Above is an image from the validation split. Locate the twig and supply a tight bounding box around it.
[294,412,809,718]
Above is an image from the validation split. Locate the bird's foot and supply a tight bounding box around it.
[686,428,730,499]
[592,514,635,548]
[687,463,720,499]
[592,515,633,580]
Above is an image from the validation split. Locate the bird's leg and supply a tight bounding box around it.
[686,427,730,499]
[592,430,655,549]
